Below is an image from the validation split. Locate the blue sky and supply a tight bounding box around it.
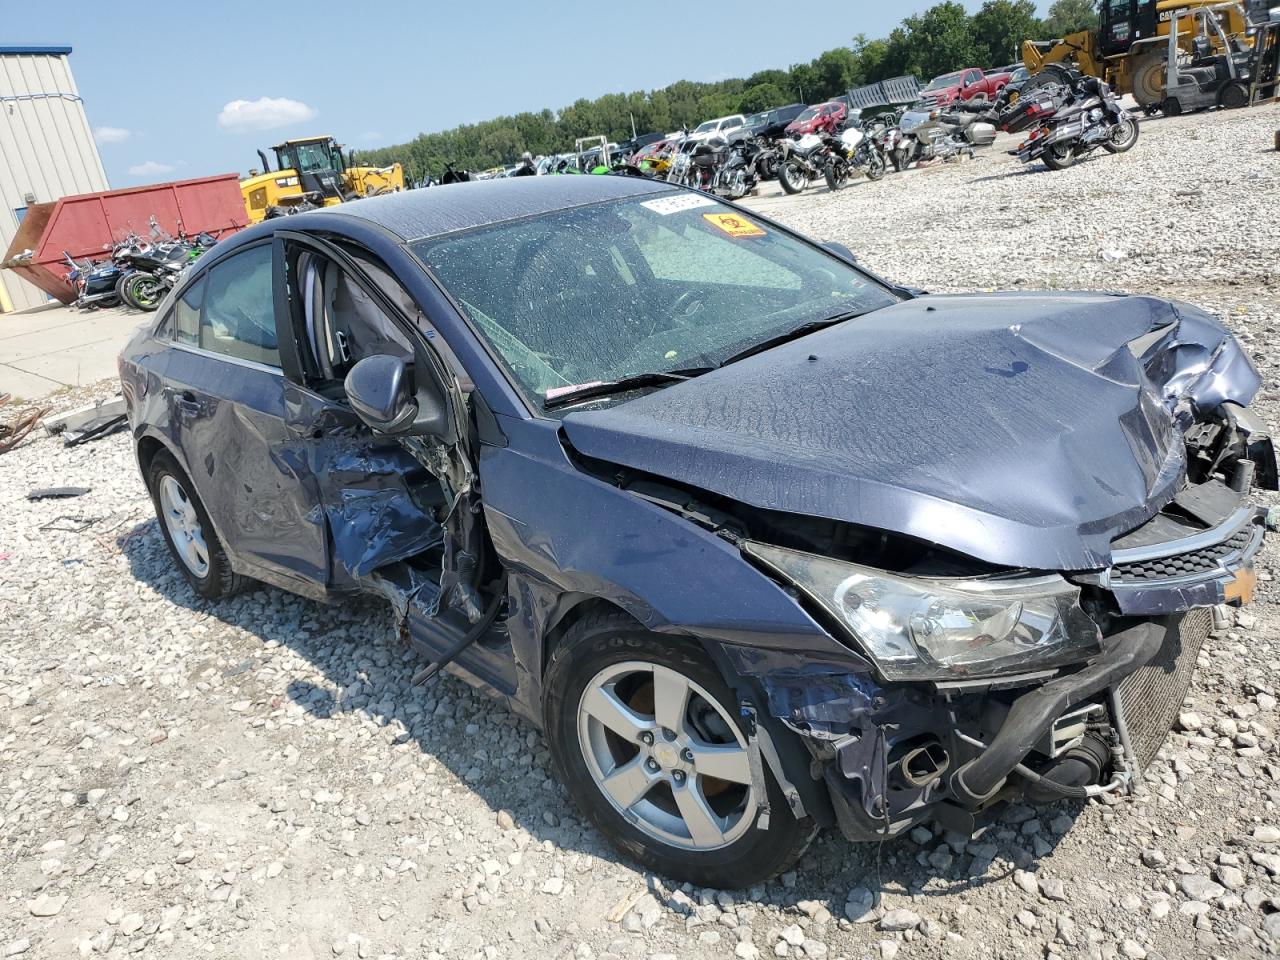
[10,0,1049,186]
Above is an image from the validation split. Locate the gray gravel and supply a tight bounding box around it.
[3,105,1280,960]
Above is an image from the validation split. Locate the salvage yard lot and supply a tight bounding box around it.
[3,105,1280,960]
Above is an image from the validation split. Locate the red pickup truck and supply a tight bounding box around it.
[920,67,1011,107]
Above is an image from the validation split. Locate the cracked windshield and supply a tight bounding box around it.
[413,194,898,404]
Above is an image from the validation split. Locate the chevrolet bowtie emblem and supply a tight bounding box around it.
[1225,567,1258,605]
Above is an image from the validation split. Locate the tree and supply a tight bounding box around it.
[851,33,891,84]
[739,82,789,113]
[971,0,1044,65]
[883,2,981,79]
[1043,0,1098,37]
[812,47,862,98]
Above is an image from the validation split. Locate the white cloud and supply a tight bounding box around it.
[128,160,175,177]
[217,97,317,132]
[93,126,131,144]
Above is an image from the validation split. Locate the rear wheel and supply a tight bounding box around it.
[777,160,808,194]
[543,613,816,888]
[1131,55,1168,111]
[1103,115,1140,153]
[146,450,246,600]
[1042,142,1077,170]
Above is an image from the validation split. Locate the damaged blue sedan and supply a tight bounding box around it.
[119,176,1276,887]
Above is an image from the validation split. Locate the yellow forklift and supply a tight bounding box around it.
[240,136,405,223]
[1022,0,1262,111]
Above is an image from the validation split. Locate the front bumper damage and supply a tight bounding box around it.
[724,506,1267,843]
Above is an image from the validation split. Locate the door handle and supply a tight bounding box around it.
[175,389,203,414]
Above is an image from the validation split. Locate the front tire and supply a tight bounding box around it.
[146,449,245,600]
[866,150,886,181]
[543,612,815,888]
[1103,115,1140,153]
[823,159,848,191]
[777,160,808,194]
[117,271,166,311]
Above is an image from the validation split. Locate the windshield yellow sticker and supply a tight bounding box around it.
[703,212,766,238]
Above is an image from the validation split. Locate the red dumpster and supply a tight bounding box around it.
[1,174,247,304]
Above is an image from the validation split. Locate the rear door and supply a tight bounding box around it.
[164,240,331,595]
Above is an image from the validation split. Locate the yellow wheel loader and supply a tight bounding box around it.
[1022,0,1263,111]
[240,136,404,223]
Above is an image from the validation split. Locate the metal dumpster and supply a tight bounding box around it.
[846,76,923,117]
[1,174,247,305]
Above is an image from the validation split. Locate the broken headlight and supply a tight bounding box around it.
[744,542,1101,682]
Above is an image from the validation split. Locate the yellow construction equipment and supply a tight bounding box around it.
[240,136,404,223]
[1022,0,1263,111]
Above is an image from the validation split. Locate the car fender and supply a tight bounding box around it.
[479,416,849,694]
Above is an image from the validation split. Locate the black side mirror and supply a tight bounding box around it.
[344,354,452,438]
[344,355,418,433]
[821,241,859,264]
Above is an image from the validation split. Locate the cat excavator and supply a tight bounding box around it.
[1022,0,1273,111]
[240,136,405,223]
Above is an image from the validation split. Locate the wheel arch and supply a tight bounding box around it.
[135,432,173,479]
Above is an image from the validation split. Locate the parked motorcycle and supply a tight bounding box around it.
[1002,73,1139,171]
[715,137,775,199]
[820,123,886,190]
[775,134,826,194]
[896,107,996,165]
[114,233,217,311]
[63,251,123,310]
[872,123,910,172]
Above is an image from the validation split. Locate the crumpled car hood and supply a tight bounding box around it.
[562,292,1261,571]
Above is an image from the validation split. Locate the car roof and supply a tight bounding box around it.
[307,175,679,242]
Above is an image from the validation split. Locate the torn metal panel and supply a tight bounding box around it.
[307,440,443,580]
[562,292,1263,571]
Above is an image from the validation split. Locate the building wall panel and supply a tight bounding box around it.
[0,49,108,312]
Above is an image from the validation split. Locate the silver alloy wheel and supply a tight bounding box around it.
[577,661,756,851]
[158,474,210,578]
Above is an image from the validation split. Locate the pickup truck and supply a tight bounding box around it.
[920,67,1011,107]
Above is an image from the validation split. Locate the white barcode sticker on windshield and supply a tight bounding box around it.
[640,194,718,215]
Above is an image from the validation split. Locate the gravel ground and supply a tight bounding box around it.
[3,106,1280,960]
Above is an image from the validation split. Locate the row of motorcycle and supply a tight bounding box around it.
[656,69,1138,201]
[63,221,218,312]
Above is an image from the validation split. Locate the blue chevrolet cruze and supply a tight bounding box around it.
[120,175,1273,886]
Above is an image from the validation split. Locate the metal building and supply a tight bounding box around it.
[0,46,108,313]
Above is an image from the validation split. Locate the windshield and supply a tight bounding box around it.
[926,72,964,90]
[412,194,899,407]
[1011,67,1030,82]
[792,106,819,123]
[745,112,769,126]
[287,142,335,173]
[694,120,718,134]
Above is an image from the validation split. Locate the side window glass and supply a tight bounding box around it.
[175,277,204,346]
[200,245,280,367]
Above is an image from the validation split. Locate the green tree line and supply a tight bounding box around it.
[357,0,1098,181]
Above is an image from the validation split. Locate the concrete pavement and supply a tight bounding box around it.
[0,302,144,400]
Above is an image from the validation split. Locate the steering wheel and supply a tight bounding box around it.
[669,289,705,325]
